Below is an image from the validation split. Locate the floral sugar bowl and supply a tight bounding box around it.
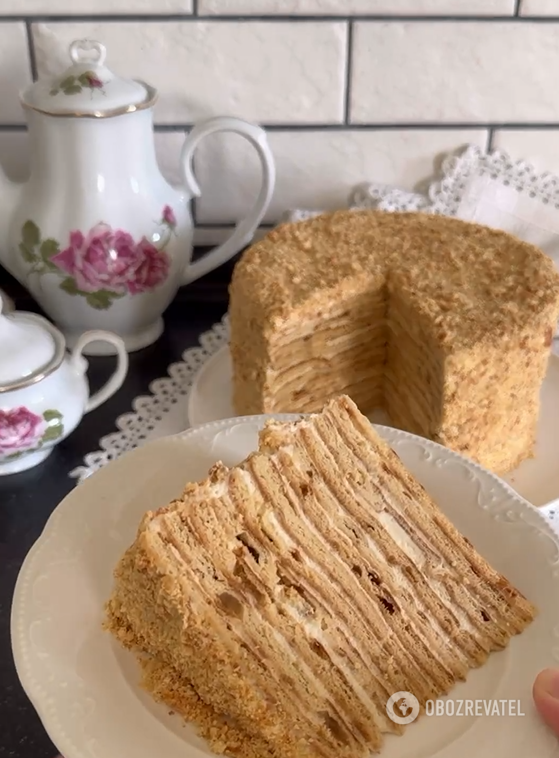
[0,38,275,355]
[0,295,128,475]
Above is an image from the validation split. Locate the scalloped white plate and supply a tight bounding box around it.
[11,417,559,758]
[187,346,559,509]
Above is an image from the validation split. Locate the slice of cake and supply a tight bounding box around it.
[105,395,537,758]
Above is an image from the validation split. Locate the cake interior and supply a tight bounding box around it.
[265,273,387,414]
[384,281,445,440]
[247,271,552,474]
[261,276,447,433]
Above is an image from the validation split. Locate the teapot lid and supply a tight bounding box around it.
[21,39,157,119]
[0,295,66,393]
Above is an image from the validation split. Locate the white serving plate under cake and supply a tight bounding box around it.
[11,415,559,758]
[187,346,559,510]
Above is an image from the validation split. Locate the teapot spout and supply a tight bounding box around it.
[0,165,24,280]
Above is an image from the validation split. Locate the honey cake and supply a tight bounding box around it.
[105,395,537,758]
[228,210,559,474]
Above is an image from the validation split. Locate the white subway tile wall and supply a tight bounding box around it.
[0,132,30,180]
[198,1,516,14]
[33,22,347,123]
[492,130,559,173]
[520,0,558,15]
[193,129,489,224]
[0,5,558,242]
[2,0,193,12]
[352,22,559,124]
[0,24,32,124]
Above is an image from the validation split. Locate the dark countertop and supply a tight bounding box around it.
[0,250,238,758]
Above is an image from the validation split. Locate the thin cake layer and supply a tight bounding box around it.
[105,395,537,758]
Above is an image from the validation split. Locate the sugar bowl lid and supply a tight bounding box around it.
[21,39,157,119]
[0,295,66,393]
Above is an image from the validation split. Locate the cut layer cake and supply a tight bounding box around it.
[105,395,537,758]
[229,210,559,474]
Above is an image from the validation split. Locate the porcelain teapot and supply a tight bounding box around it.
[0,39,276,355]
[0,295,128,475]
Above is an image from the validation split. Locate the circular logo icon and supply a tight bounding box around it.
[386,691,420,725]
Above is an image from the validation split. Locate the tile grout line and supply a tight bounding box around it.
[24,20,38,81]
[343,20,353,126]
[514,0,522,16]
[3,122,559,132]
[4,14,559,22]
[153,122,559,132]
[486,127,495,152]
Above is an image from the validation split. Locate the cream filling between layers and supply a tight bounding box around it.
[384,313,444,431]
[243,435,469,707]
[144,407,513,754]
[150,483,399,747]
[237,475,394,736]
[262,488,456,691]
[155,439,464,728]
[272,433,477,657]
[320,412,524,634]
[295,415,501,644]
[151,519,348,751]
[157,472,395,749]
[271,320,385,358]
[268,294,386,346]
[265,294,387,413]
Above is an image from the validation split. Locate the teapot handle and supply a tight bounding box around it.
[71,331,129,413]
[180,116,276,286]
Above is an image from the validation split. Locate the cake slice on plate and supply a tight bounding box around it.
[104,395,537,758]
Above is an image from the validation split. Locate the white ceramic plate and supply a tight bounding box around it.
[11,416,559,758]
[187,346,559,509]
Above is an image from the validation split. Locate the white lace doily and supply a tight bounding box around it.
[71,149,559,535]
[69,314,230,483]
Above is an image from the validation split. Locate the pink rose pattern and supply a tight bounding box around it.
[19,206,176,311]
[127,238,171,295]
[84,73,103,89]
[0,407,64,459]
[50,71,105,96]
[0,407,43,455]
[51,225,169,295]
[163,205,176,226]
[49,69,106,97]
